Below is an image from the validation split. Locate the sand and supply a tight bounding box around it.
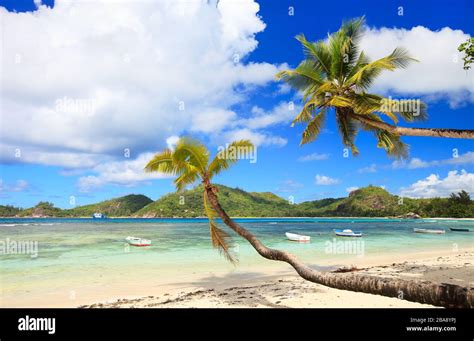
[80,250,474,308]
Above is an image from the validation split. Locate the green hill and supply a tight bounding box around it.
[2,186,472,218]
[0,205,22,217]
[64,194,153,217]
[135,185,293,217]
[135,185,473,218]
[18,202,63,217]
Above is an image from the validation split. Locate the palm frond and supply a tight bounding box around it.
[275,60,324,93]
[144,149,180,175]
[352,93,383,115]
[359,114,409,159]
[203,190,235,263]
[296,34,332,77]
[174,167,200,192]
[347,47,417,91]
[327,95,353,108]
[336,109,359,155]
[300,109,326,145]
[173,137,209,174]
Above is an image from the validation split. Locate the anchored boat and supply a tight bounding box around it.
[125,236,152,247]
[285,232,310,242]
[92,212,107,219]
[449,227,470,232]
[334,229,362,237]
[413,228,445,234]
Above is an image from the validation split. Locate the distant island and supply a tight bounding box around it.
[1,185,472,218]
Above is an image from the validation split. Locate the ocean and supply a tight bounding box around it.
[1,217,473,306]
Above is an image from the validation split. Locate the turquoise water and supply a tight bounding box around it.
[1,218,473,306]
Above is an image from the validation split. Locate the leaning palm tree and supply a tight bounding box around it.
[277,17,474,157]
[145,137,473,308]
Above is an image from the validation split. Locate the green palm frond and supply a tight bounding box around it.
[296,34,332,77]
[327,95,353,108]
[340,16,365,68]
[275,60,324,93]
[347,47,417,91]
[144,149,183,175]
[208,140,254,178]
[203,190,235,263]
[352,93,383,115]
[301,109,326,145]
[173,137,209,174]
[174,167,200,192]
[359,114,409,158]
[336,109,359,155]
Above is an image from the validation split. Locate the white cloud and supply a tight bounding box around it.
[358,164,377,173]
[399,170,474,198]
[346,186,359,193]
[391,151,474,169]
[166,135,180,150]
[222,128,287,147]
[315,174,340,186]
[0,0,284,170]
[76,152,172,192]
[360,26,473,105]
[0,179,30,193]
[298,153,330,162]
[237,102,299,130]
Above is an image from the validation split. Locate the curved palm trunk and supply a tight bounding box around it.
[352,114,474,138]
[204,183,473,308]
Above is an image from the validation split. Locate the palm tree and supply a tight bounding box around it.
[276,17,474,157]
[145,137,473,307]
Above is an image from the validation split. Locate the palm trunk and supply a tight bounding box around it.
[352,114,474,138]
[204,183,473,308]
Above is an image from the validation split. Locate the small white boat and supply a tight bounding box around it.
[125,236,152,247]
[413,228,445,234]
[334,229,362,237]
[285,232,310,242]
[92,212,107,219]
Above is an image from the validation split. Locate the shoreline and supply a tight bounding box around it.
[2,216,474,220]
[80,250,474,308]
[3,247,472,308]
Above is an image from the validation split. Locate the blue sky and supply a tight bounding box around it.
[0,0,473,208]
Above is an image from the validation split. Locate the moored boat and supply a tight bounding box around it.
[125,236,152,246]
[449,227,470,232]
[92,212,107,219]
[334,229,362,237]
[413,228,445,234]
[285,232,310,242]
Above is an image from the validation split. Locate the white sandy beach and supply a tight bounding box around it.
[77,249,474,308]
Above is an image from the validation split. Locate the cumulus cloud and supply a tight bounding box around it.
[76,152,172,192]
[315,174,340,186]
[0,0,284,172]
[360,26,473,105]
[298,153,330,162]
[391,151,474,169]
[236,102,299,130]
[222,128,287,147]
[399,170,474,198]
[0,179,30,193]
